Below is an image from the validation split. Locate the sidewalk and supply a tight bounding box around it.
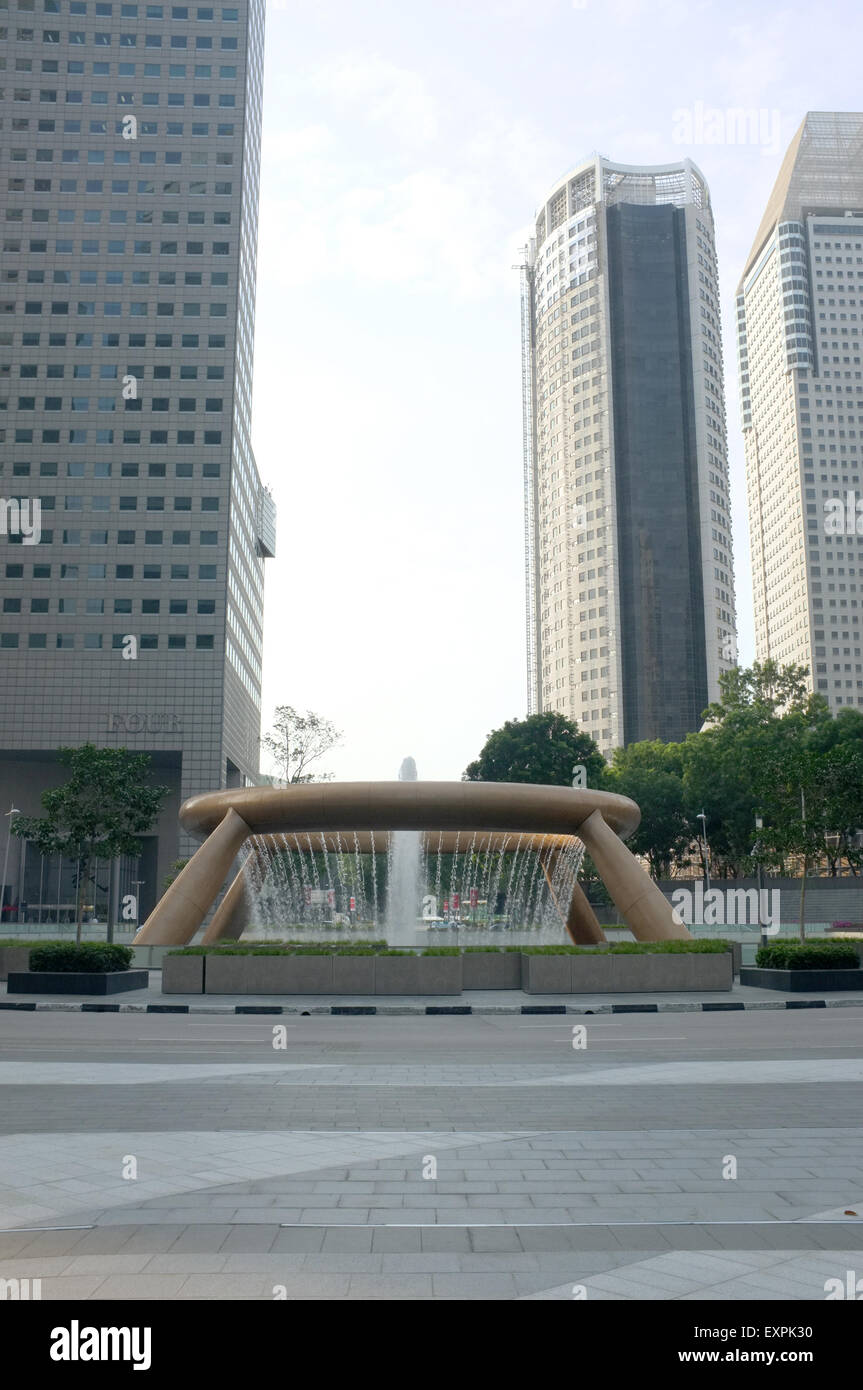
[4,973,863,1014]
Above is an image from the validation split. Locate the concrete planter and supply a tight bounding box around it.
[612,952,732,992]
[0,946,31,981]
[162,955,205,994]
[520,954,574,994]
[521,951,733,994]
[205,955,335,995]
[332,956,376,994]
[374,956,461,995]
[461,952,522,990]
[8,969,149,995]
[741,966,863,993]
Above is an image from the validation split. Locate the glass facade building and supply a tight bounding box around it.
[0,0,274,921]
[521,156,736,752]
[737,112,863,712]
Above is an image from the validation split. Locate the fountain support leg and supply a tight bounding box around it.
[577,810,691,942]
[201,850,257,943]
[133,807,251,945]
[539,850,606,944]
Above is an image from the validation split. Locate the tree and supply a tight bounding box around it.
[602,740,689,878]
[463,711,606,788]
[11,745,169,943]
[260,706,342,784]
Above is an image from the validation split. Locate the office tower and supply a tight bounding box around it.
[737,112,863,710]
[520,155,736,754]
[0,0,274,922]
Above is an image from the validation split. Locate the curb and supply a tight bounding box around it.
[2,998,863,1016]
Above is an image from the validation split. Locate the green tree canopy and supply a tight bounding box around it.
[463,711,606,788]
[602,740,688,878]
[12,744,169,941]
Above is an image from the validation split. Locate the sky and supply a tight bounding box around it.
[251,0,863,783]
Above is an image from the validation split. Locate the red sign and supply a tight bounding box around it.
[349,896,356,911]
[469,888,478,908]
[443,899,449,912]
[452,893,460,911]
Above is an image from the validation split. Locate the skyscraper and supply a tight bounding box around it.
[520,156,736,754]
[737,112,863,710]
[0,0,274,922]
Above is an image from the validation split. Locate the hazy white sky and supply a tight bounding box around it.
[252,0,862,782]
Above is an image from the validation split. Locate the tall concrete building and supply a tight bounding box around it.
[0,0,274,923]
[737,112,863,710]
[521,156,736,755]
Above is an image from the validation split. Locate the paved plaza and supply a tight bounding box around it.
[0,1007,861,1299]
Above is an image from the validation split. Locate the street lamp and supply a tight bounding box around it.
[752,815,768,950]
[0,805,21,928]
[132,879,145,929]
[696,810,710,894]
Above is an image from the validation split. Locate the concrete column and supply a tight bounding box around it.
[133,807,250,945]
[202,851,256,944]
[577,809,690,941]
[565,879,607,945]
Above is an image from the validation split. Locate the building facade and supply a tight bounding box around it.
[0,0,274,923]
[521,156,736,754]
[737,112,863,710]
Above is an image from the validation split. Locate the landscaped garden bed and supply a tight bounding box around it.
[740,940,863,993]
[161,940,733,995]
[7,943,148,995]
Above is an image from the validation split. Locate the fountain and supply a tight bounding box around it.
[385,758,423,945]
[132,781,691,947]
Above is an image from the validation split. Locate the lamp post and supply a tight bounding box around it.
[0,805,21,928]
[132,879,144,929]
[753,815,767,950]
[696,810,710,894]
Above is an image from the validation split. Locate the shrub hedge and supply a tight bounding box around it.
[755,941,859,970]
[29,943,134,973]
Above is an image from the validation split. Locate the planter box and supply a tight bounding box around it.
[374,956,461,995]
[0,946,31,981]
[520,955,574,994]
[7,969,149,995]
[461,952,522,990]
[612,953,732,992]
[205,955,334,995]
[332,956,376,994]
[522,951,733,994]
[740,966,863,993]
[162,955,204,994]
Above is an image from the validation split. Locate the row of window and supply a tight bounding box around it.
[11,301,230,314]
[5,560,217,576]
[8,148,234,160]
[3,88,239,104]
[8,494,221,506]
[7,179,235,191]
[6,61,238,72]
[11,527,223,540]
[4,119,234,132]
[9,396,226,408]
[0,633,217,648]
[4,3,240,17]
[8,364,224,376]
[4,595,216,610]
[6,211,232,223]
[4,461,221,475]
[3,243,232,255]
[3,332,227,346]
[8,428,224,441]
